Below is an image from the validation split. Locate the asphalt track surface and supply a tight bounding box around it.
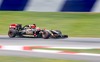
[0,35,100,62]
[0,36,100,47]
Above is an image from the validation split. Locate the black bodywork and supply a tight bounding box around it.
[8,24,68,39]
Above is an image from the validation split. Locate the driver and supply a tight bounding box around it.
[29,24,37,37]
[29,24,36,29]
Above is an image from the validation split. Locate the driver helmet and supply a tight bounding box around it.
[30,24,36,29]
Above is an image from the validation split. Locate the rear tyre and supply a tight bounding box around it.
[8,29,17,38]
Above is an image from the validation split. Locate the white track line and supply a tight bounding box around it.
[0,45,100,57]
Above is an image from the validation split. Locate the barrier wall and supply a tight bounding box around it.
[0,0,100,12]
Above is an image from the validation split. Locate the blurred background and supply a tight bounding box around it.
[0,0,100,12]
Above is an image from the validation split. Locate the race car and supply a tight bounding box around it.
[8,24,68,39]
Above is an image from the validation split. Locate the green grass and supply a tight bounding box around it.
[64,49,100,54]
[0,56,85,62]
[0,11,100,37]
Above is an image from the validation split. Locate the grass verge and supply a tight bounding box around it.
[0,56,85,62]
[0,12,100,37]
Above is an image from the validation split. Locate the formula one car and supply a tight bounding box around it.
[8,24,68,39]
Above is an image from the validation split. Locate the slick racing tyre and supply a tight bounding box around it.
[8,29,17,38]
[42,31,50,39]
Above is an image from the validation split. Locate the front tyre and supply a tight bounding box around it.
[42,31,50,39]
